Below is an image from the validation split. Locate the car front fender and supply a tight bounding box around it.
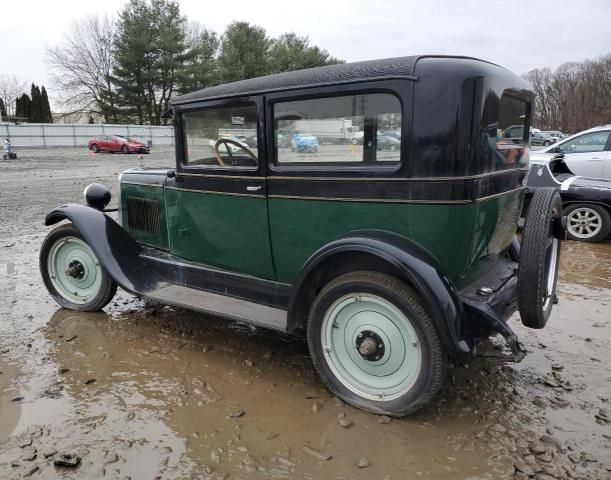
[288,230,474,362]
[45,203,156,294]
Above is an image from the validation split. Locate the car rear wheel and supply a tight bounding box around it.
[121,145,129,154]
[564,203,611,242]
[518,188,562,329]
[90,144,99,153]
[307,271,445,417]
[40,224,117,311]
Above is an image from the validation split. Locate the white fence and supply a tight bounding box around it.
[0,123,175,148]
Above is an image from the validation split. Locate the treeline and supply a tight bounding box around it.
[47,0,342,125]
[14,84,54,123]
[524,54,611,133]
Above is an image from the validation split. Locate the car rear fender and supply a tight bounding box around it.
[288,230,474,362]
[45,203,156,294]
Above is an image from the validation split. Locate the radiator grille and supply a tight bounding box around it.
[126,196,161,234]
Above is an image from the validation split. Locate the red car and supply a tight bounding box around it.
[88,135,150,154]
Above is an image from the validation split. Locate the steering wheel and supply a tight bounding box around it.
[213,139,257,167]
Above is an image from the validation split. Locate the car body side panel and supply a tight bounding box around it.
[268,189,523,289]
[164,189,276,279]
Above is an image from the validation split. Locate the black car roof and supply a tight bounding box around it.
[172,55,504,106]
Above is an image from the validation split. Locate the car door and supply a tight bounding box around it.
[97,136,108,151]
[101,135,114,151]
[166,97,275,279]
[558,130,610,178]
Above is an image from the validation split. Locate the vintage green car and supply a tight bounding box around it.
[40,56,564,416]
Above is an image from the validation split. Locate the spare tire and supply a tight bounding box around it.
[518,187,563,329]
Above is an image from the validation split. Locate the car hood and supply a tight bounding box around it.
[529,151,555,164]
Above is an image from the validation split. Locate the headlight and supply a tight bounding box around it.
[84,183,111,210]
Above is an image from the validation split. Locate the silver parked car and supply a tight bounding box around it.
[530,125,611,179]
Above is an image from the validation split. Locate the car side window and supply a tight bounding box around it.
[273,93,402,167]
[499,94,528,145]
[560,131,610,154]
[182,104,258,169]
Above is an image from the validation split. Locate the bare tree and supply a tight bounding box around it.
[0,74,28,117]
[524,53,611,133]
[46,15,119,122]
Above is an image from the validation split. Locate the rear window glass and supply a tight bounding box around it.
[273,93,402,167]
[499,94,528,144]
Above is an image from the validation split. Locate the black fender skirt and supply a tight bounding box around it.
[45,204,154,294]
[289,230,474,362]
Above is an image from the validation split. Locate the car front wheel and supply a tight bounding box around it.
[121,145,129,154]
[307,271,445,417]
[564,203,611,242]
[90,144,99,153]
[40,223,117,311]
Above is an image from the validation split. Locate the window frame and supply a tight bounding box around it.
[175,96,264,176]
[498,92,530,146]
[265,80,410,176]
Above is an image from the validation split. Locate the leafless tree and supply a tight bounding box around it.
[46,15,119,122]
[0,74,28,117]
[524,53,611,133]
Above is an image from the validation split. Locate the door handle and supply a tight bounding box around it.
[246,185,262,192]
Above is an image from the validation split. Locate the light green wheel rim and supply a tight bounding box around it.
[47,236,103,305]
[321,293,422,401]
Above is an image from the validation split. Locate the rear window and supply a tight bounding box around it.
[273,93,402,167]
[499,94,528,145]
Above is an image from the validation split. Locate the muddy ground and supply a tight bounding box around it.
[0,147,609,480]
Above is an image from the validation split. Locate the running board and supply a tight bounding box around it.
[145,284,288,332]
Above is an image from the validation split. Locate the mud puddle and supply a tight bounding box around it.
[1,150,610,479]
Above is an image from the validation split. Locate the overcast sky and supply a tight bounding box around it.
[2,0,610,102]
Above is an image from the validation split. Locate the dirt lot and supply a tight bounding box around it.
[0,147,610,480]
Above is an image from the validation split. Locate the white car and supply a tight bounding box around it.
[529,125,611,179]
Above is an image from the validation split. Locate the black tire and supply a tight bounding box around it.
[40,223,117,311]
[121,145,129,154]
[518,188,562,329]
[90,144,99,153]
[351,138,358,145]
[306,271,445,417]
[543,141,551,146]
[563,203,611,243]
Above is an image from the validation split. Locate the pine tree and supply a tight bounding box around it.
[41,86,53,123]
[0,98,7,119]
[17,93,31,120]
[30,84,42,123]
[217,22,270,83]
[268,33,343,73]
[113,0,188,125]
[177,24,219,94]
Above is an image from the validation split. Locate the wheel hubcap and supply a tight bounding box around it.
[47,236,102,304]
[567,208,602,238]
[321,294,422,401]
[356,330,385,360]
